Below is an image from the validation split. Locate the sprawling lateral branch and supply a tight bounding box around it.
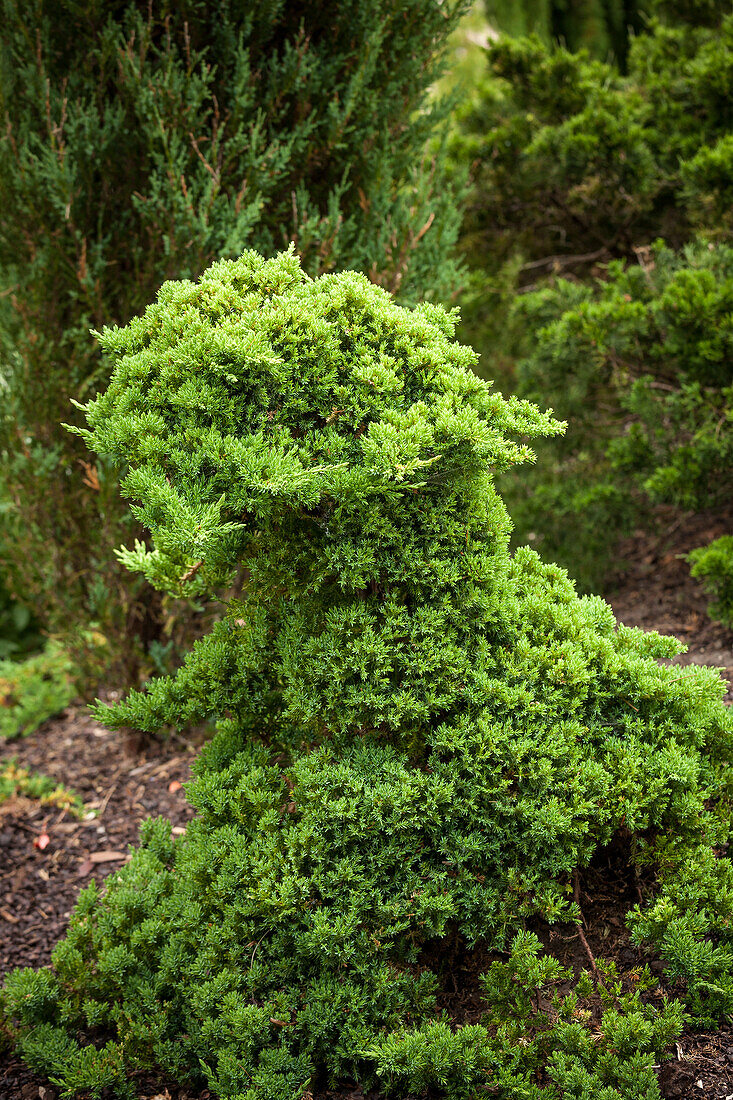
[4,250,732,1099]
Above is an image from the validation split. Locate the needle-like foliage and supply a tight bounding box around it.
[450,1,733,592]
[3,250,732,1099]
[0,0,465,682]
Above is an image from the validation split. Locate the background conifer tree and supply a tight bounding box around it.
[484,0,647,67]
[0,0,466,683]
[451,1,733,592]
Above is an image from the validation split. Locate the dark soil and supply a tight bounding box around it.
[0,708,197,977]
[0,707,199,1100]
[608,505,733,704]
[1,511,732,1100]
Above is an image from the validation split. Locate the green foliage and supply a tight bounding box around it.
[484,0,553,39]
[630,841,733,1026]
[3,250,732,1097]
[0,580,42,661]
[689,537,733,629]
[0,759,85,818]
[477,935,683,1099]
[450,2,733,590]
[0,646,74,740]
[484,0,648,68]
[0,0,466,685]
[654,0,731,24]
[501,241,733,586]
[452,7,733,295]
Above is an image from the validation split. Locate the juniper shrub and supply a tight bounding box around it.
[2,250,732,1099]
[690,537,733,631]
[453,3,733,292]
[503,241,733,589]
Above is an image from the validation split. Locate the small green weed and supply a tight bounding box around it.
[0,758,85,819]
[0,646,74,740]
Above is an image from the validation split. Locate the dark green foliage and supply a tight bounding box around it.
[451,4,733,591]
[0,581,42,661]
[654,0,731,24]
[0,0,465,683]
[484,0,648,67]
[3,250,732,1097]
[452,8,733,294]
[500,241,733,586]
[689,537,733,629]
[369,937,683,1098]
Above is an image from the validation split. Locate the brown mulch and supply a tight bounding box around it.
[0,707,197,977]
[0,708,199,1100]
[657,1029,733,1100]
[2,510,733,1100]
[608,505,733,704]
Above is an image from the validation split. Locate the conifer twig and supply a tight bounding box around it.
[520,246,609,273]
[573,869,598,980]
[634,864,644,906]
[180,560,203,583]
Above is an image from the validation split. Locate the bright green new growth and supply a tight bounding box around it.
[4,250,733,1098]
[690,536,733,630]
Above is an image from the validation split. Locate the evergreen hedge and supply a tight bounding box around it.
[453,3,733,294]
[0,0,465,684]
[3,249,732,1099]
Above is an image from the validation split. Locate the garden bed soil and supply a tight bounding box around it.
[1,510,732,1100]
[608,505,733,705]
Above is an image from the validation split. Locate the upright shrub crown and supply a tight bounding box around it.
[75,248,560,745]
[81,248,556,582]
